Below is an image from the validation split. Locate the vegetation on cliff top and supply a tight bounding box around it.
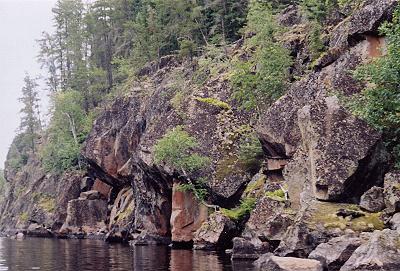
[9,0,399,176]
[350,5,400,168]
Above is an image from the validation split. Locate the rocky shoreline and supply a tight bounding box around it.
[0,1,400,270]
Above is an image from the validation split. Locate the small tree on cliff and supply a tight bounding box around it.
[18,74,42,154]
[154,125,209,173]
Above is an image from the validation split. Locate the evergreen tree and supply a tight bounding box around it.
[19,75,41,153]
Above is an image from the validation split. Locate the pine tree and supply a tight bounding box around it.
[19,75,41,154]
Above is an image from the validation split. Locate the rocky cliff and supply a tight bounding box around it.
[1,0,400,270]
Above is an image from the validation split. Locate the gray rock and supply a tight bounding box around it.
[384,171,400,214]
[330,0,397,51]
[255,254,323,271]
[193,212,240,250]
[297,96,386,201]
[360,186,385,212]
[389,213,400,231]
[231,237,270,260]
[80,190,103,200]
[61,198,108,234]
[309,236,362,271]
[340,229,400,271]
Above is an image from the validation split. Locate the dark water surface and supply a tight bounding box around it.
[0,238,256,271]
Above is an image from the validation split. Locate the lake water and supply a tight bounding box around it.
[0,238,256,271]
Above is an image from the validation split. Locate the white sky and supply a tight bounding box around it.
[0,0,56,167]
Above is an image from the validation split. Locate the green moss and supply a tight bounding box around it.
[38,196,56,213]
[195,97,231,110]
[221,197,257,221]
[19,212,29,222]
[265,189,286,202]
[117,206,133,222]
[310,202,385,232]
[245,175,266,194]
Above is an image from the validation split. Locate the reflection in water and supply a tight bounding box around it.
[0,238,255,271]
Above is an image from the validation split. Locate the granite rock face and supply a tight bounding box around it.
[296,96,387,202]
[61,198,108,234]
[170,182,208,244]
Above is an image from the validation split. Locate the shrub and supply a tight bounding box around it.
[41,90,94,173]
[238,134,264,174]
[176,178,208,202]
[231,1,292,110]
[194,97,231,110]
[38,195,56,213]
[154,126,209,173]
[19,212,29,222]
[265,188,286,202]
[350,6,400,168]
[221,197,257,220]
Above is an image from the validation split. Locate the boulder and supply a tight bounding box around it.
[389,213,400,231]
[329,0,397,51]
[244,196,293,242]
[309,235,362,271]
[170,182,208,244]
[231,237,270,260]
[295,96,387,202]
[193,212,240,250]
[257,74,322,158]
[359,186,385,212]
[275,220,330,258]
[340,229,400,271]
[384,171,400,214]
[254,254,323,271]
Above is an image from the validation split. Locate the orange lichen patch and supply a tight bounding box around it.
[366,35,386,58]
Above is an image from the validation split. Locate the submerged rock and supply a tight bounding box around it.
[254,254,323,271]
[231,237,271,260]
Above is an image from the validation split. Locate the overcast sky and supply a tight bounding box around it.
[0,0,56,167]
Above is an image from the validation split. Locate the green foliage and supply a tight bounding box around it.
[176,178,208,202]
[19,212,29,222]
[41,90,94,172]
[238,134,264,174]
[301,0,337,22]
[154,126,209,173]
[38,195,56,213]
[6,134,31,170]
[193,44,229,85]
[308,22,326,60]
[231,1,292,110]
[195,97,231,110]
[266,188,286,202]
[221,197,256,220]
[350,6,400,168]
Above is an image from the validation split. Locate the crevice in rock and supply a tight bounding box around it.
[333,140,389,203]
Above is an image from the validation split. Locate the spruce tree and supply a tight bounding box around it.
[19,75,41,154]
